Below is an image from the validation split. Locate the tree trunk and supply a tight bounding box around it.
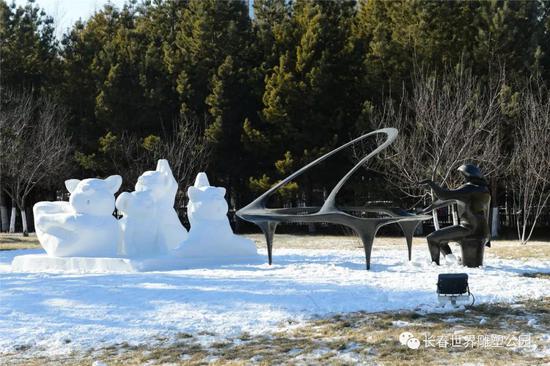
[20,205,29,237]
[492,209,499,238]
[9,206,16,233]
[0,190,8,232]
[491,179,499,237]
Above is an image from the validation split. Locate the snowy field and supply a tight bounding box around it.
[1,238,549,359]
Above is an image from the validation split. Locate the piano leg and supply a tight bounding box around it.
[353,223,378,270]
[398,220,422,261]
[256,221,278,265]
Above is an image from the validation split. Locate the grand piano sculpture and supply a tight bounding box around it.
[237,128,491,270]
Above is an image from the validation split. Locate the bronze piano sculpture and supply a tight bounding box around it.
[237,128,490,269]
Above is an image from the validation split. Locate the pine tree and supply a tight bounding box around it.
[205,55,252,197]
[0,0,59,92]
[256,0,360,202]
[475,0,543,77]
[170,0,252,116]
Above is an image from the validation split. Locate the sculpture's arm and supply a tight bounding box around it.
[34,201,72,215]
[420,199,456,214]
[34,202,76,231]
[35,213,77,232]
[420,180,471,201]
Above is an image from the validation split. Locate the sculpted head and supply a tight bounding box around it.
[135,159,177,203]
[65,175,122,216]
[458,164,488,186]
[187,175,228,221]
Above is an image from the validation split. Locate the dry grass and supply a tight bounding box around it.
[244,233,550,260]
[487,241,550,260]
[0,233,40,250]
[6,298,549,366]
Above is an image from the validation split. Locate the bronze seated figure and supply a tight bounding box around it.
[420,164,491,267]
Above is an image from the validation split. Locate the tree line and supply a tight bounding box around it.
[1,0,550,242]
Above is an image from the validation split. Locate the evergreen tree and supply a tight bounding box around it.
[61,3,124,151]
[165,0,257,203]
[169,0,252,116]
[205,55,255,203]
[255,0,360,202]
[0,0,59,92]
[474,0,543,77]
[62,1,187,171]
[353,0,481,99]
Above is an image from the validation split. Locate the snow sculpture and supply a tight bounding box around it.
[16,164,260,273]
[176,172,260,262]
[33,175,122,257]
[116,159,187,257]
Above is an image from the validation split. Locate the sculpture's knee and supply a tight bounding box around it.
[426,231,441,245]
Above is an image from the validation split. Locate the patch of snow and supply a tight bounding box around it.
[442,317,462,323]
[532,346,550,359]
[444,254,458,264]
[179,354,192,361]
[296,347,331,360]
[287,348,302,356]
[391,320,411,327]
[204,355,219,363]
[249,355,263,362]
[337,351,364,363]
[1,245,549,358]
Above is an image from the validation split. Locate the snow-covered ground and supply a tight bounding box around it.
[1,243,549,358]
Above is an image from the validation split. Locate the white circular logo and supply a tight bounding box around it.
[407,337,421,349]
[399,332,420,349]
[399,332,414,345]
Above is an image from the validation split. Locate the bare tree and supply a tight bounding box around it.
[0,89,72,235]
[510,82,550,244]
[365,68,503,229]
[102,115,210,210]
[156,117,211,201]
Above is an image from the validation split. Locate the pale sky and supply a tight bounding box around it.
[13,0,128,38]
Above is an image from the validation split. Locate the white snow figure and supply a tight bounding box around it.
[116,159,187,257]
[176,172,259,262]
[33,175,122,257]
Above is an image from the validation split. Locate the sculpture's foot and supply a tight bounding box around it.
[460,239,484,267]
[428,240,441,265]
